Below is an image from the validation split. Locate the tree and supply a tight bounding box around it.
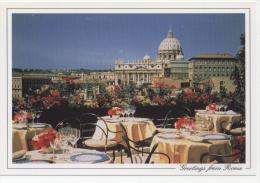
[231,33,245,114]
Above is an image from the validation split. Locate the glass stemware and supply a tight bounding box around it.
[50,137,59,160]
[36,111,42,123]
[59,135,69,161]
[129,105,136,119]
[68,128,80,151]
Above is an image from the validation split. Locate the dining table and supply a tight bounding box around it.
[195,110,242,133]
[12,123,52,152]
[13,148,111,164]
[150,131,232,163]
[92,116,157,143]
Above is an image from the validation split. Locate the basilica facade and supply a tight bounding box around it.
[114,29,187,85]
[114,29,238,92]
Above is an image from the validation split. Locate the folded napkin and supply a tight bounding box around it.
[12,150,26,160]
[226,110,237,115]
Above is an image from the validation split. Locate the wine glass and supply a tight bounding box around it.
[50,137,59,160]
[36,111,42,123]
[32,112,36,125]
[59,135,69,161]
[129,105,136,119]
[205,117,214,134]
[68,128,80,151]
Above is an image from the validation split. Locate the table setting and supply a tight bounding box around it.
[150,117,232,163]
[13,125,111,164]
[195,103,242,133]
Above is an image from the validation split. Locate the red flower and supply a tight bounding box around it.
[175,117,195,129]
[26,112,32,120]
[208,103,217,111]
[107,107,124,116]
[31,98,37,104]
[50,90,60,97]
[239,136,246,143]
[32,128,57,150]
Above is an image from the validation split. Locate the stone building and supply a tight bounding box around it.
[114,54,163,85]
[188,53,238,92]
[114,29,187,85]
[12,76,22,99]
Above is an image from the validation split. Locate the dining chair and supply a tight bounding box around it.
[119,122,170,164]
[200,151,242,164]
[79,113,125,163]
[220,120,245,136]
[155,110,173,129]
[220,120,245,163]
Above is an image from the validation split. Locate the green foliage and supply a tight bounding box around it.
[231,33,245,115]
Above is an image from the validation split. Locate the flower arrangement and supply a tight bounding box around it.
[31,128,57,150]
[207,103,217,111]
[175,117,195,130]
[12,111,32,123]
[107,107,124,117]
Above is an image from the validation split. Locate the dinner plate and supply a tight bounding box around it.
[13,124,27,129]
[200,133,230,140]
[28,123,48,128]
[70,153,110,163]
[13,159,54,164]
[214,111,227,115]
[157,133,178,139]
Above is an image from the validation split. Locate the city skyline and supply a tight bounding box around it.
[13,13,245,70]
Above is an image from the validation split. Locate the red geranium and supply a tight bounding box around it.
[207,103,217,111]
[107,107,124,117]
[175,117,195,130]
[31,128,57,150]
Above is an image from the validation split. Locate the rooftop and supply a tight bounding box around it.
[189,53,237,60]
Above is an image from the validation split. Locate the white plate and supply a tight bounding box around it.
[200,133,230,140]
[28,123,48,128]
[13,123,27,129]
[158,133,178,139]
[70,153,110,163]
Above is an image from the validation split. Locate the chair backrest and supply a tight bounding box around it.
[55,117,81,130]
[145,143,159,163]
[119,123,134,163]
[78,113,99,138]
[161,110,172,128]
[119,122,170,164]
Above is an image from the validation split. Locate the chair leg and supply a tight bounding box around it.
[142,146,144,156]
[112,150,115,162]
[120,150,123,164]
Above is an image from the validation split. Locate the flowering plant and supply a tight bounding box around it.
[12,111,32,123]
[175,117,195,130]
[107,107,124,117]
[207,103,217,111]
[31,128,57,150]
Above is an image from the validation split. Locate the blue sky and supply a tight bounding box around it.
[12,14,245,70]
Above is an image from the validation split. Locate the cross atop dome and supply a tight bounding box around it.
[167,26,173,38]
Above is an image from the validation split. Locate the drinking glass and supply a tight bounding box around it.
[50,138,59,160]
[59,135,69,161]
[68,128,80,150]
[205,117,213,134]
[129,105,136,119]
[32,111,36,124]
[36,111,42,123]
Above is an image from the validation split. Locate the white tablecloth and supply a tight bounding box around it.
[92,116,157,143]
[195,110,242,132]
[19,148,111,164]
